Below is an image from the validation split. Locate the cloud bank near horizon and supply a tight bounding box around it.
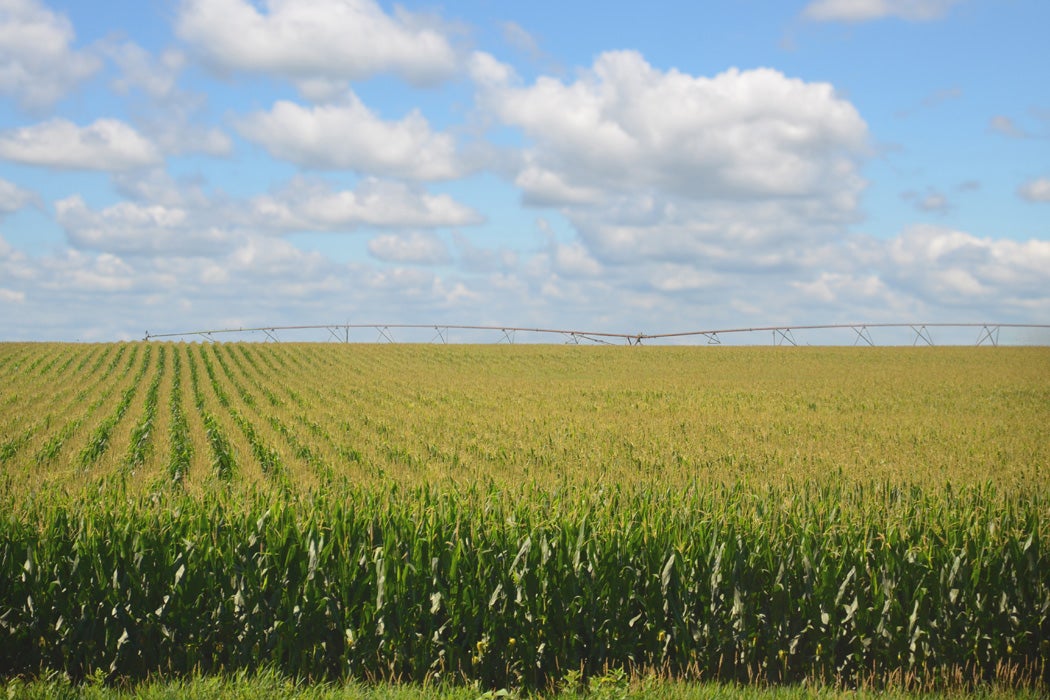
[0,0,1047,341]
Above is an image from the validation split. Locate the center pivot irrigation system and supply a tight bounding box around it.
[144,322,1050,346]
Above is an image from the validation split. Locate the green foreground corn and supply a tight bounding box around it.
[2,480,1047,690]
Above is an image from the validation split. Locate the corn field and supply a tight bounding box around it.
[0,342,1048,690]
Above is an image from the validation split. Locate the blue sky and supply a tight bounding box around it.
[0,0,1047,342]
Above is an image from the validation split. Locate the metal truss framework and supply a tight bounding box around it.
[144,322,1050,346]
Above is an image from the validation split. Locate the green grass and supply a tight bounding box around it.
[2,669,1046,699]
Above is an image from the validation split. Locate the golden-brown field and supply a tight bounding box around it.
[1,343,1047,497]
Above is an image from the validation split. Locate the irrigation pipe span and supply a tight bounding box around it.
[144,322,1050,346]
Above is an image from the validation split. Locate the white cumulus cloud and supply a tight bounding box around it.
[176,0,457,87]
[105,41,186,99]
[251,177,483,231]
[0,0,100,109]
[903,188,951,213]
[54,173,480,260]
[152,121,232,158]
[883,225,1050,306]
[475,51,867,202]
[55,195,236,256]
[0,287,24,303]
[368,231,451,265]
[473,50,869,265]
[237,94,461,179]
[0,118,161,170]
[989,115,1028,139]
[1018,177,1050,203]
[803,0,964,22]
[0,176,34,215]
[515,159,604,206]
[551,241,602,277]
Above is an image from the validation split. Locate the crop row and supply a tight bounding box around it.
[0,345,116,470]
[220,344,333,484]
[1,481,1047,689]
[167,348,192,486]
[122,345,167,474]
[186,344,236,483]
[4,346,144,493]
[78,344,154,469]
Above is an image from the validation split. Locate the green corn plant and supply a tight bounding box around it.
[123,345,167,472]
[22,348,120,468]
[202,413,235,482]
[218,344,334,483]
[187,345,237,482]
[77,344,151,469]
[200,345,285,484]
[30,348,129,466]
[2,481,1044,689]
[167,346,192,486]
[0,427,34,464]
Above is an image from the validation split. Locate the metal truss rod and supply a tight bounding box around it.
[912,325,934,346]
[852,326,874,347]
[976,325,1000,347]
[565,332,614,345]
